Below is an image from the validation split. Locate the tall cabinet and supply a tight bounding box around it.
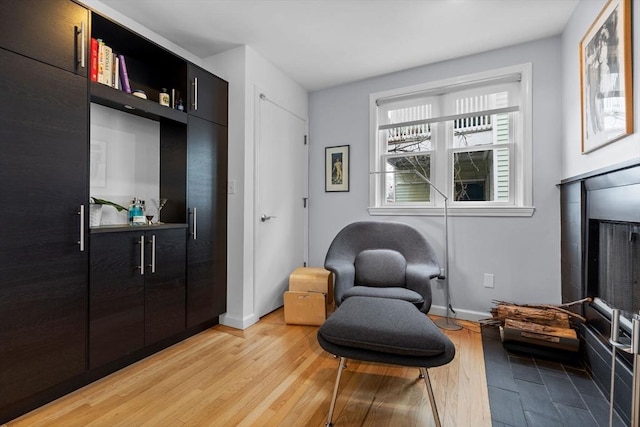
[0,1,228,423]
[186,64,229,327]
[0,0,89,418]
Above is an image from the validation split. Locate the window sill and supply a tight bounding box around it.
[367,205,535,217]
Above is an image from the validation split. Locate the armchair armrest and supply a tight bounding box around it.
[405,263,441,312]
[324,261,355,306]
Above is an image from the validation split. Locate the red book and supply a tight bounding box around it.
[90,38,98,82]
[118,54,132,93]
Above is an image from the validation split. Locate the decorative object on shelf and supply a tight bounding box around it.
[177,99,184,111]
[159,88,170,107]
[152,198,168,223]
[90,197,127,212]
[89,204,102,227]
[132,90,147,99]
[128,197,146,225]
[580,0,633,153]
[325,145,349,192]
[90,197,128,227]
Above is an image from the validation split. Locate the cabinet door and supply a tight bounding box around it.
[0,48,88,411]
[89,232,145,369]
[186,117,228,327]
[0,0,88,76]
[187,64,228,126]
[145,228,187,345]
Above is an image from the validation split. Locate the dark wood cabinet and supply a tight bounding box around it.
[0,1,227,422]
[0,45,88,414]
[186,117,228,327]
[89,227,187,368]
[188,64,229,126]
[89,231,145,369]
[144,228,187,345]
[0,0,88,76]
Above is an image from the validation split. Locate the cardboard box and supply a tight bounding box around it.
[288,267,333,304]
[284,291,326,326]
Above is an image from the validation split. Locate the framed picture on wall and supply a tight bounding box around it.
[580,0,633,153]
[325,145,349,192]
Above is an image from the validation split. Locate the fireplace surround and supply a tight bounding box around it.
[560,159,640,425]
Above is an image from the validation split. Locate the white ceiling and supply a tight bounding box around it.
[96,0,579,92]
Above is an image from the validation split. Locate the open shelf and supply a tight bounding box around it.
[91,82,187,123]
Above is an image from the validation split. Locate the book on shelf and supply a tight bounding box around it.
[97,39,105,84]
[90,38,98,82]
[102,44,112,87]
[118,54,132,93]
[112,54,120,90]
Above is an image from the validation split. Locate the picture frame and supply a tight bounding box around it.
[580,0,633,153]
[325,145,349,192]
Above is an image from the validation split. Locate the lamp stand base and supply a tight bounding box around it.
[434,317,463,331]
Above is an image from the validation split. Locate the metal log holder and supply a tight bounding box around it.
[609,309,640,427]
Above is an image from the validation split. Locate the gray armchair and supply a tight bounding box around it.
[324,221,441,313]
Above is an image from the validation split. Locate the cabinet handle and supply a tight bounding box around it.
[77,21,86,68]
[77,205,85,252]
[149,234,156,273]
[191,207,198,240]
[192,77,198,111]
[137,235,145,275]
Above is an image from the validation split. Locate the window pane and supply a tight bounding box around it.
[385,103,432,153]
[452,112,511,148]
[453,148,509,202]
[385,155,431,203]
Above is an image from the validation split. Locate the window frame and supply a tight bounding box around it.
[368,63,534,217]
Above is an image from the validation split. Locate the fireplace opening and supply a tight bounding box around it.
[588,220,640,320]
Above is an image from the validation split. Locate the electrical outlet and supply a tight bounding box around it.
[484,273,494,288]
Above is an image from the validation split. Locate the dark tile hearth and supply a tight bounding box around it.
[482,325,627,427]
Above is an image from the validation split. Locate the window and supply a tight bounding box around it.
[369,64,533,216]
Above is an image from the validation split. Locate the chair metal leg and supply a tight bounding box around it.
[420,367,441,427]
[326,357,346,427]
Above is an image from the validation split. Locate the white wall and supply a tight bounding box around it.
[308,38,564,320]
[90,104,160,225]
[79,0,203,66]
[204,46,308,329]
[561,0,640,178]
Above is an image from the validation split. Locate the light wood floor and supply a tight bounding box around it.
[5,309,492,427]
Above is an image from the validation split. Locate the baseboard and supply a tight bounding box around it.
[219,312,259,330]
[430,304,490,322]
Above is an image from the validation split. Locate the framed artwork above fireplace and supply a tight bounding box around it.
[579,0,633,153]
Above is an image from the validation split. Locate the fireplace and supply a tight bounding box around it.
[561,162,640,425]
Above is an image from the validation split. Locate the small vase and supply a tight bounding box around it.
[89,204,103,227]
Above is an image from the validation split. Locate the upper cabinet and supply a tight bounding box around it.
[188,64,229,126]
[0,0,89,76]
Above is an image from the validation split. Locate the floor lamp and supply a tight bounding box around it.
[371,170,462,331]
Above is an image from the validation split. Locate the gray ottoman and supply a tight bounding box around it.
[317,296,455,427]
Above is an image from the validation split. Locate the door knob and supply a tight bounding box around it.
[261,214,276,222]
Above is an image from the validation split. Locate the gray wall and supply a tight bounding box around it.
[308,37,563,319]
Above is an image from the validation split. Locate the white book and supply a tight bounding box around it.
[113,54,120,89]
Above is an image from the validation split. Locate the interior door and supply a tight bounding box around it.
[254,93,307,318]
